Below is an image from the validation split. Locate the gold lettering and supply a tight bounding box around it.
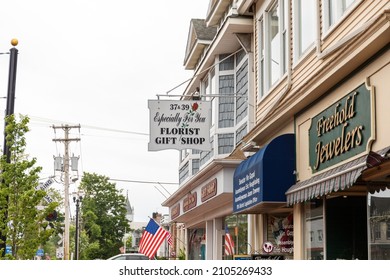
[348,92,357,118]
[317,117,324,137]
[334,138,341,156]
[355,126,363,146]
[314,142,322,170]
[344,130,351,151]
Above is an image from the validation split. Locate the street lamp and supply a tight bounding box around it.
[73,194,82,260]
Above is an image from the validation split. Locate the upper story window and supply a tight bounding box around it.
[219,74,235,128]
[258,0,288,99]
[200,135,214,166]
[324,0,357,32]
[268,1,288,86]
[179,161,189,184]
[293,0,316,61]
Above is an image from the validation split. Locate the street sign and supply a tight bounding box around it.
[36,178,55,203]
[58,233,63,245]
[56,247,64,259]
[5,245,12,255]
[36,248,44,256]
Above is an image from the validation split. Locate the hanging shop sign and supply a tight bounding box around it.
[309,83,375,172]
[148,100,211,151]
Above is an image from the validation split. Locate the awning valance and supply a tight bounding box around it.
[233,134,295,214]
[286,147,390,205]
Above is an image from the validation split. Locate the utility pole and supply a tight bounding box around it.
[52,124,80,260]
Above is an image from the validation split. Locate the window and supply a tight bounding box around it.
[324,0,357,31]
[219,54,234,71]
[236,123,247,145]
[200,136,214,166]
[294,0,316,61]
[236,59,248,124]
[258,18,265,99]
[219,75,235,128]
[304,199,324,260]
[179,162,189,184]
[317,230,323,241]
[192,159,199,175]
[368,190,390,259]
[387,221,390,240]
[258,0,288,97]
[224,215,248,258]
[268,213,294,258]
[180,149,189,162]
[218,133,234,155]
[267,0,288,87]
[210,70,216,127]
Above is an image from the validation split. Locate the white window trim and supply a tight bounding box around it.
[292,0,317,65]
[321,0,362,40]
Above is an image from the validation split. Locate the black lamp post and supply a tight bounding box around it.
[0,39,19,257]
[73,195,82,260]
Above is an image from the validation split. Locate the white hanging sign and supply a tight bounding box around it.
[148,100,212,151]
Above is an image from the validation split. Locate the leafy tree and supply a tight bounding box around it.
[0,115,58,259]
[79,172,130,259]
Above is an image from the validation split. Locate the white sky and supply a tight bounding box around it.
[0,0,209,222]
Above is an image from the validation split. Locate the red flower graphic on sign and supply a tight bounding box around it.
[181,102,200,128]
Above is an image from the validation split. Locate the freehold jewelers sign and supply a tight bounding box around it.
[309,83,375,172]
[148,100,212,151]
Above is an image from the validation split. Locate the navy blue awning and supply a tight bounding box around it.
[233,134,296,214]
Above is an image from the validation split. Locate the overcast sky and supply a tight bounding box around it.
[0,0,209,222]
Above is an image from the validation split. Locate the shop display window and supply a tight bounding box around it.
[188,228,205,260]
[266,212,294,259]
[304,199,325,260]
[368,189,390,260]
[224,215,248,259]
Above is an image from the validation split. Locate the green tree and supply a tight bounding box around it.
[0,115,57,259]
[79,172,130,259]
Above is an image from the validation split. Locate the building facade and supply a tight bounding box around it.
[164,0,389,260]
[162,0,255,260]
[241,0,390,260]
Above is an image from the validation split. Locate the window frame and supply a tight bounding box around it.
[293,0,317,62]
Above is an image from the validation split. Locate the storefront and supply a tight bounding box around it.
[286,48,390,259]
[163,160,243,260]
[233,133,296,259]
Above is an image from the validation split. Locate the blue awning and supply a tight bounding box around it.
[233,134,296,214]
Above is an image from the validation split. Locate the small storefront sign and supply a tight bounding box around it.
[183,192,197,212]
[171,203,180,220]
[201,178,217,202]
[309,83,375,172]
[148,100,211,151]
[252,254,285,260]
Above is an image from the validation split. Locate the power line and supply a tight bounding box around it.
[10,114,149,137]
[108,178,178,185]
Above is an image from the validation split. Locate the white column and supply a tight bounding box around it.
[213,218,223,260]
[205,220,213,260]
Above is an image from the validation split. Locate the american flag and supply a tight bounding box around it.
[139,218,171,259]
[167,232,173,247]
[224,226,235,256]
